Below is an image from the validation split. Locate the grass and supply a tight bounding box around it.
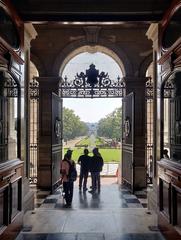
[76,137,91,146]
[64,147,121,163]
[76,136,106,146]
[95,137,105,145]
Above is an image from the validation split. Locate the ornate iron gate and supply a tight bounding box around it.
[162,76,174,158]
[145,77,153,184]
[29,77,39,184]
[59,64,125,98]
[0,71,20,162]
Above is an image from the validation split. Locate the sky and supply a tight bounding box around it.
[62,52,122,123]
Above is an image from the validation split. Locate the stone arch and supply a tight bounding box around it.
[53,37,133,77]
[138,53,153,78]
[30,53,46,76]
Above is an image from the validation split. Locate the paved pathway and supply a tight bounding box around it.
[17,178,165,240]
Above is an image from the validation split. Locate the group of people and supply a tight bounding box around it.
[60,148,104,207]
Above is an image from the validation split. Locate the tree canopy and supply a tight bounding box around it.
[63,107,88,141]
[97,107,122,141]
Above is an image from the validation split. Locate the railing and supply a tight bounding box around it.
[76,163,119,176]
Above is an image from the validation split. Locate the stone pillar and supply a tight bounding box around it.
[146,23,159,212]
[23,24,37,211]
[37,77,60,189]
[125,77,147,189]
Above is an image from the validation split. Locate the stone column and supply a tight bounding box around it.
[125,77,147,189]
[37,77,60,189]
[23,23,37,211]
[146,23,159,212]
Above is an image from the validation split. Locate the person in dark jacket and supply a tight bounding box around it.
[89,147,104,194]
[78,148,91,192]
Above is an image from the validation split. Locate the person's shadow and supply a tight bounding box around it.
[90,192,101,209]
[79,191,89,208]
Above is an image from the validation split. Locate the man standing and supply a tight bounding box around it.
[89,148,104,194]
[78,148,90,192]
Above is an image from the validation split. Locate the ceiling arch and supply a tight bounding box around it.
[53,37,133,77]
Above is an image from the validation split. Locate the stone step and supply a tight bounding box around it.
[16,232,165,240]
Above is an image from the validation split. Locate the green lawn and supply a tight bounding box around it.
[95,137,105,145]
[64,147,121,163]
[75,137,91,146]
[76,136,106,146]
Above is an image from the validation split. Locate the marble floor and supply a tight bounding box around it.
[16,178,165,240]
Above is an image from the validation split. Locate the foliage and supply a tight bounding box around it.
[63,107,88,141]
[97,107,122,141]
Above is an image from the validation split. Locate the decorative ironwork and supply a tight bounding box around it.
[29,77,39,99]
[29,77,39,184]
[4,77,18,97]
[59,64,125,98]
[145,76,153,184]
[163,77,174,98]
[145,77,153,99]
[54,118,61,139]
[124,117,131,138]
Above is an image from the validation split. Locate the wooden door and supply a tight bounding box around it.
[122,92,135,192]
[51,93,63,193]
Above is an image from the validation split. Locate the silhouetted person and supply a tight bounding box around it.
[163,149,169,159]
[89,148,104,194]
[147,155,153,184]
[78,148,90,192]
[60,150,76,207]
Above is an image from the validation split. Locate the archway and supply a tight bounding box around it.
[59,49,125,186]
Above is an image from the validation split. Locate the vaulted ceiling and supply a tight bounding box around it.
[11,0,172,22]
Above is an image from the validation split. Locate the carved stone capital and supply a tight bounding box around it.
[146,23,159,51]
[24,23,38,49]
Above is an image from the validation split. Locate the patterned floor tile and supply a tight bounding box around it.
[122,194,138,199]
[127,203,143,208]
[32,180,149,210]
[135,194,147,199]
[125,198,140,203]
[43,198,58,204]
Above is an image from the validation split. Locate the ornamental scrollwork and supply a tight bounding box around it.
[60,64,125,98]
[145,77,153,99]
[163,77,174,98]
[54,118,61,138]
[4,77,18,97]
[124,117,131,138]
[29,77,39,99]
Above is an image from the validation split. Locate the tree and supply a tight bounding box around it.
[97,107,122,141]
[63,107,88,141]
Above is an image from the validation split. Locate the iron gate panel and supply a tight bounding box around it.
[145,77,153,184]
[51,93,63,193]
[122,92,134,192]
[0,72,20,163]
[29,77,39,184]
[59,64,125,98]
